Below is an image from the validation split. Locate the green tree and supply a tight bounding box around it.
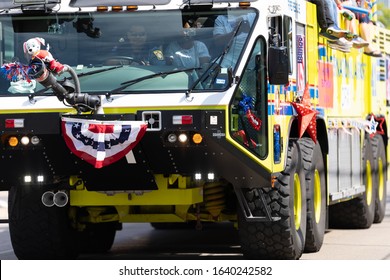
[377,3,390,29]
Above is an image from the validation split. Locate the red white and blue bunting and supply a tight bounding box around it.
[61,117,147,168]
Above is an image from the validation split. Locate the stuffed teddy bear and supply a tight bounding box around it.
[23,37,64,75]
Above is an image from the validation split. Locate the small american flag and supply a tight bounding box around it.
[61,117,147,168]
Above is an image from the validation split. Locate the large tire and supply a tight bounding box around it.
[329,136,376,229]
[8,185,78,259]
[298,138,326,253]
[78,222,118,254]
[371,134,387,223]
[238,141,307,259]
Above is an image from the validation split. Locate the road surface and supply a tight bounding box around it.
[0,186,389,260]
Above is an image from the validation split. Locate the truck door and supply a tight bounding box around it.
[230,37,268,159]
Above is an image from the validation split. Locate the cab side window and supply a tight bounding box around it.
[230,37,267,158]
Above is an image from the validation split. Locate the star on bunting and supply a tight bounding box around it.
[374,114,385,136]
[365,114,385,138]
[365,114,378,136]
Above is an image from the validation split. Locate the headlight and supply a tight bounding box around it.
[20,136,30,145]
[178,133,188,143]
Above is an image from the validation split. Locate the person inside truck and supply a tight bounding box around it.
[110,24,165,65]
[213,12,255,68]
[165,20,210,68]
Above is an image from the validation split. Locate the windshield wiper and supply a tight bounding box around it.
[108,67,201,94]
[33,65,124,95]
[74,65,124,79]
[185,19,245,101]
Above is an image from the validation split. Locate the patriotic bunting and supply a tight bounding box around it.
[1,62,31,82]
[239,93,262,131]
[61,117,147,168]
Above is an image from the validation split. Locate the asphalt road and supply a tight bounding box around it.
[0,186,389,260]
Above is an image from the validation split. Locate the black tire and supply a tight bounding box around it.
[298,138,326,253]
[8,185,78,259]
[78,222,118,254]
[371,134,387,223]
[238,141,307,259]
[329,135,376,229]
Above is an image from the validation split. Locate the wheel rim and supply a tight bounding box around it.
[378,158,384,201]
[366,160,373,205]
[294,173,302,230]
[313,169,322,223]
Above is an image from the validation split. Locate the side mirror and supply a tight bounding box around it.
[268,46,289,85]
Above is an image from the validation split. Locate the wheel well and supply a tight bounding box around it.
[289,116,328,156]
[289,116,328,188]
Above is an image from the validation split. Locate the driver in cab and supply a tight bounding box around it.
[110,24,165,66]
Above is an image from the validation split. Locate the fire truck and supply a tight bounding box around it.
[0,0,388,259]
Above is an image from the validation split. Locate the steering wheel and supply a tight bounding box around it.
[104,56,145,66]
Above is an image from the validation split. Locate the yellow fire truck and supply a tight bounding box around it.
[0,0,388,259]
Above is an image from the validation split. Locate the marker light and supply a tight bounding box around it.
[112,5,123,11]
[21,136,30,145]
[97,6,109,11]
[31,136,40,145]
[167,133,177,143]
[195,173,202,180]
[126,5,138,11]
[5,119,24,128]
[207,173,215,180]
[274,124,281,163]
[239,2,251,7]
[178,133,188,143]
[8,136,18,147]
[172,115,193,125]
[192,133,203,144]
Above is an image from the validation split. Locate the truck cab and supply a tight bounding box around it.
[0,0,387,260]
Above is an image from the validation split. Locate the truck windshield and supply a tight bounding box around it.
[0,8,257,95]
